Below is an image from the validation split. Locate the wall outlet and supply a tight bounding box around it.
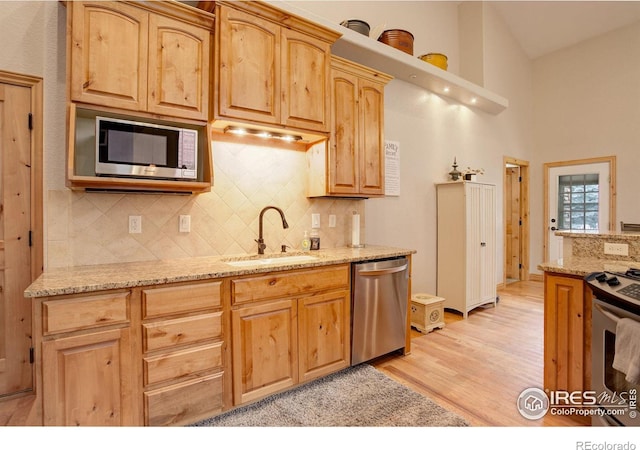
[604,242,628,256]
[179,215,191,233]
[311,213,320,229]
[129,215,142,234]
[329,214,336,228]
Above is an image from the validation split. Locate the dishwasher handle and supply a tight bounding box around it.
[357,263,408,277]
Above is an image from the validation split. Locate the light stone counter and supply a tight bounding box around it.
[24,245,416,298]
[537,256,639,278]
[538,231,640,277]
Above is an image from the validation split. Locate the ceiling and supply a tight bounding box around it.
[490,1,640,59]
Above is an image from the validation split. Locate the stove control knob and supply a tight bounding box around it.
[606,276,621,286]
[595,272,608,283]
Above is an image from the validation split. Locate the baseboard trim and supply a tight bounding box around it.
[529,273,543,282]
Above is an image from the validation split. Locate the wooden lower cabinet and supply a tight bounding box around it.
[42,326,135,426]
[298,290,351,383]
[543,272,591,393]
[34,265,355,424]
[38,290,136,426]
[231,299,298,405]
[144,372,224,427]
[141,280,229,426]
[230,265,351,406]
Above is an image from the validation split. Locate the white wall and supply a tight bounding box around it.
[531,21,640,272]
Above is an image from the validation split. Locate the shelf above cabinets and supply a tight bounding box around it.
[271,2,509,115]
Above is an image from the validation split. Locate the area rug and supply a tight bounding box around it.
[190,364,469,427]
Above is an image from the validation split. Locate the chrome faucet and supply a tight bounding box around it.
[256,206,289,254]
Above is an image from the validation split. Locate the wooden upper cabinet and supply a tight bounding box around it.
[307,56,392,198]
[147,14,210,120]
[328,70,359,194]
[214,1,339,134]
[217,6,280,125]
[70,1,149,111]
[281,27,331,133]
[69,1,211,121]
[358,79,386,195]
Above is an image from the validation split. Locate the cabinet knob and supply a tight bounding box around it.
[480,242,486,247]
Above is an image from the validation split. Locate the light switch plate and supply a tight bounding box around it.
[129,215,142,234]
[179,215,191,233]
[311,213,320,229]
[604,242,628,256]
[329,215,336,228]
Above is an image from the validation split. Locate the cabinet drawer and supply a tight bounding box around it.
[143,342,223,386]
[143,312,223,353]
[232,264,349,305]
[43,291,129,334]
[143,281,222,319]
[145,372,223,426]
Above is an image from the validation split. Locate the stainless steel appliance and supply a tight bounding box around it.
[96,116,198,180]
[351,257,409,365]
[586,270,640,426]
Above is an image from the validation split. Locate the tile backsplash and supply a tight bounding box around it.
[47,140,365,268]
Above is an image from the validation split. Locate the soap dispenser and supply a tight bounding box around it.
[301,231,311,252]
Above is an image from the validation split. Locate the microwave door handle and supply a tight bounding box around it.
[594,303,622,324]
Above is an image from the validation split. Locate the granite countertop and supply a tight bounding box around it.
[537,256,640,277]
[555,231,640,240]
[24,245,416,298]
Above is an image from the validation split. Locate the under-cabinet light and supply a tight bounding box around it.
[443,86,450,93]
[223,126,302,142]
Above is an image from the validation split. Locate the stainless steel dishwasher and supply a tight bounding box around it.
[351,257,409,365]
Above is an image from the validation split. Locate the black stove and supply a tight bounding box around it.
[585,269,640,316]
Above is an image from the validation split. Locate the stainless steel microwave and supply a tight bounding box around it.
[95,117,198,180]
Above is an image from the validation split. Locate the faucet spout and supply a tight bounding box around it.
[256,206,289,254]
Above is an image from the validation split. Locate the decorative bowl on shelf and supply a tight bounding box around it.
[378,29,414,55]
[419,53,448,71]
[340,19,370,37]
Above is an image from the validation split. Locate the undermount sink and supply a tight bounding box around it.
[223,254,318,267]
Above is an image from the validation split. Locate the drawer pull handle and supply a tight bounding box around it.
[269,280,277,286]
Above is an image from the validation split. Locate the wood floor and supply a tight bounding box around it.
[0,280,587,426]
[372,280,588,426]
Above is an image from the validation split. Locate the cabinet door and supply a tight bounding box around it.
[465,183,483,305]
[358,79,385,196]
[70,1,148,111]
[42,327,135,426]
[328,68,359,195]
[298,290,351,383]
[231,299,297,405]
[147,14,210,120]
[281,28,330,133]
[544,273,586,393]
[479,184,497,304]
[216,5,280,125]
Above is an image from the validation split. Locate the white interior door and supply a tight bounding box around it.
[547,162,610,261]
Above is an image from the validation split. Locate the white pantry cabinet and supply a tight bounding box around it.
[436,181,497,318]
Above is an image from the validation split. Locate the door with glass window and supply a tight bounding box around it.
[546,161,611,261]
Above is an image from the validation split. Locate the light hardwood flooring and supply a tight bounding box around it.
[372,279,589,426]
[0,280,587,426]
